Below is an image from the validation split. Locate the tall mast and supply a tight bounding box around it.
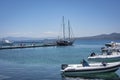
[62,16,65,40]
[68,20,71,40]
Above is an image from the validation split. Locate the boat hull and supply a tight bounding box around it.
[61,67,119,76]
[88,55,120,62]
[61,62,120,76]
[56,40,74,46]
[62,73,119,79]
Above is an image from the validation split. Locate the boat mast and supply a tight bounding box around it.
[68,20,71,40]
[62,16,65,40]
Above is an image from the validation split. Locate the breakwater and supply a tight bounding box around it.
[0,43,56,50]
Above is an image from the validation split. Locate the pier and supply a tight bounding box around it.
[0,43,56,50]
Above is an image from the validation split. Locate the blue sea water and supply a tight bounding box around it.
[0,39,120,80]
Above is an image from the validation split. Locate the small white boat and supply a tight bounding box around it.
[105,41,120,48]
[88,45,120,62]
[61,60,120,76]
[0,39,13,46]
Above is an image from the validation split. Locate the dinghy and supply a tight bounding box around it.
[61,59,120,76]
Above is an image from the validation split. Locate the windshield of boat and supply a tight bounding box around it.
[82,59,90,67]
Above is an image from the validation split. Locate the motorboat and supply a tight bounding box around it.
[61,59,120,76]
[88,44,120,62]
[105,41,120,48]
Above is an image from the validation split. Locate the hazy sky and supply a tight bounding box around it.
[0,0,120,38]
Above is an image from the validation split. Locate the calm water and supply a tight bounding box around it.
[0,40,120,80]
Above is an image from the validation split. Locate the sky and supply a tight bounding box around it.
[0,0,120,38]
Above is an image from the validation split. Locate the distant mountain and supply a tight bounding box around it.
[0,36,56,41]
[76,33,120,40]
[1,33,120,41]
[0,37,42,41]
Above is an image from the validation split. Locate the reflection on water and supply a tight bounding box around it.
[61,73,120,80]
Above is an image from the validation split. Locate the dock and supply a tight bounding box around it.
[0,43,56,50]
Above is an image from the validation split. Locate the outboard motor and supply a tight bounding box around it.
[61,64,68,70]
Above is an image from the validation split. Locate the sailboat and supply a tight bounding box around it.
[56,16,75,46]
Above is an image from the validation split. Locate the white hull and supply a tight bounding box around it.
[62,73,119,79]
[88,54,120,62]
[105,42,120,47]
[62,66,118,76]
[61,62,120,76]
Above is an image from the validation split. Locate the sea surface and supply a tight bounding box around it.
[0,39,120,80]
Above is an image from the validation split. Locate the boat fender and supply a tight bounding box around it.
[61,64,68,70]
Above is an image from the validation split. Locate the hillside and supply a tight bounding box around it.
[1,33,120,41]
[76,33,120,40]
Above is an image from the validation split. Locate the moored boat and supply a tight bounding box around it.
[88,42,120,62]
[61,59,120,76]
[0,39,13,46]
[56,16,75,46]
[105,41,120,48]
